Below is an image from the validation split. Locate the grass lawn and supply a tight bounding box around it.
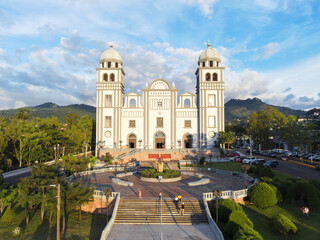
[204,162,243,172]
[0,201,108,240]
[243,204,320,240]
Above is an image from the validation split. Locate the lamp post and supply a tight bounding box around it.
[50,184,61,240]
[177,140,181,152]
[241,165,250,189]
[213,189,222,223]
[139,139,142,149]
[119,140,122,149]
[97,141,105,160]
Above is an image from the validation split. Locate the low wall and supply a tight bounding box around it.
[140,176,181,182]
[203,195,224,240]
[100,192,120,240]
[188,178,210,186]
[112,178,133,186]
[115,171,134,178]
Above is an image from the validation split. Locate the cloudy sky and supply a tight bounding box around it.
[0,0,319,110]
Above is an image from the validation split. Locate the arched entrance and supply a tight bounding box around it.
[183,134,193,148]
[128,134,136,148]
[154,131,165,149]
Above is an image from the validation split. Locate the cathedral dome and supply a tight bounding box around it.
[100,43,122,63]
[199,42,221,63]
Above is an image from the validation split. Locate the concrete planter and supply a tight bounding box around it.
[140,176,181,182]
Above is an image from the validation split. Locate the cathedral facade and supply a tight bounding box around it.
[96,43,225,150]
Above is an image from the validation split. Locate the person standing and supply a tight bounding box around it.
[178,194,182,203]
[180,202,185,216]
[159,192,162,200]
[138,189,142,198]
[304,207,309,219]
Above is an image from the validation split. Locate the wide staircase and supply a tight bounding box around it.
[115,199,208,225]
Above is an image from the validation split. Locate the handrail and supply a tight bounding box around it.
[100,192,120,240]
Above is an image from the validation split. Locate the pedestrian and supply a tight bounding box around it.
[180,202,185,216]
[159,192,162,200]
[174,196,179,210]
[178,194,182,203]
[304,207,309,219]
[138,189,142,198]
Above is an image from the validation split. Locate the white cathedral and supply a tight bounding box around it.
[96,42,225,150]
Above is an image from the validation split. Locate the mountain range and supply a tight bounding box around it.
[0,98,308,122]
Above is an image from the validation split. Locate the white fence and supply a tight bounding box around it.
[93,190,119,200]
[100,192,120,240]
[203,195,224,240]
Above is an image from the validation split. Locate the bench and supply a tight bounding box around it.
[181,171,204,178]
[115,172,134,178]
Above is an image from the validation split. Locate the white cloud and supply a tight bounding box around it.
[14,101,27,109]
[263,42,280,58]
[180,0,220,16]
[254,0,279,10]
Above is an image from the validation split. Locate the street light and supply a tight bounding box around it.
[213,189,222,223]
[50,184,61,240]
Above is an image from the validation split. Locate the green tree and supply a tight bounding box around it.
[247,106,288,149]
[218,131,228,149]
[0,186,17,216]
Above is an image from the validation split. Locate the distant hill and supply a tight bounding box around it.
[0,98,306,122]
[0,102,96,121]
[225,98,305,121]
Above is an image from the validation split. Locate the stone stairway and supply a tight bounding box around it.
[115,199,208,225]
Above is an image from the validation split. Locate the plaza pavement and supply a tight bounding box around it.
[82,170,246,200]
[107,223,217,240]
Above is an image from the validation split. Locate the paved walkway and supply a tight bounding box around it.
[82,171,245,200]
[107,223,217,240]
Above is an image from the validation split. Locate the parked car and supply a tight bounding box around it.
[277,155,288,161]
[264,160,279,168]
[243,156,263,165]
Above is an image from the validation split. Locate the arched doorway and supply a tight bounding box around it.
[154,131,165,149]
[128,134,136,148]
[183,134,193,148]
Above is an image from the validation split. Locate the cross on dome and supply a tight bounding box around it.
[207,40,211,48]
[109,42,114,48]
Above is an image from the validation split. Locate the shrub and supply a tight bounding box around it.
[309,180,320,199]
[199,157,205,165]
[249,182,277,208]
[233,227,263,240]
[254,165,274,178]
[224,210,253,236]
[269,184,283,204]
[140,169,181,178]
[286,182,320,208]
[271,214,297,235]
[218,199,244,222]
[260,176,273,183]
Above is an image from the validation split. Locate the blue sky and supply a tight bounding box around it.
[0,0,319,110]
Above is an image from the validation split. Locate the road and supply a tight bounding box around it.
[236,149,320,181]
[276,160,320,181]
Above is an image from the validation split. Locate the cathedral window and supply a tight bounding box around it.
[105,116,112,128]
[103,73,108,82]
[206,73,211,81]
[210,61,213,67]
[110,73,115,81]
[208,95,215,106]
[130,99,136,108]
[157,117,163,128]
[108,62,111,68]
[212,73,217,81]
[202,62,205,67]
[102,62,104,68]
[105,95,112,107]
[129,120,136,128]
[208,116,215,128]
[184,120,191,128]
[116,62,118,68]
[157,101,163,108]
[217,62,219,67]
[184,99,191,108]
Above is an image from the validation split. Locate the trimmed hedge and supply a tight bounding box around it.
[286,182,320,208]
[271,214,297,235]
[140,169,181,178]
[249,182,277,208]
[224,210,253,236]
[233,227,263,240]
[219,199,244,222]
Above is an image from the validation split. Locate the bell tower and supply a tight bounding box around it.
[96,43,125,149]
[195,41,225,148]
